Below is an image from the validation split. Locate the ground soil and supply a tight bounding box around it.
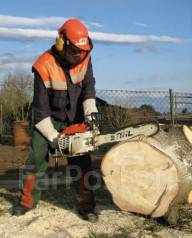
[0,145,192,238]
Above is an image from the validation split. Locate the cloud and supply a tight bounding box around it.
[0,62,32,82]
[133,22,148,28]
[0,52,40,79]
[0,15,182,44]
[89,32,182,44]
[0,61,32,81]
[0,52,38,64]
[0,27,56,40]
[0,27,183,44]
[0,15,103,29]
[0,15,67,28]
[87,22,104,29]
[124,77,146,85]
[0,62,31,70]
[134,45,172,53]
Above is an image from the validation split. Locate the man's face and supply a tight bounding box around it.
[64,43,88,66]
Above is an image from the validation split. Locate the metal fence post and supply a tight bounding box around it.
[169,88,174,126]
[173,94,177,125]
[0,103,2,134]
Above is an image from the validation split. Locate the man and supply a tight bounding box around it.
[12,18,98,221]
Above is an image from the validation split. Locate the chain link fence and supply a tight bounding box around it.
[96,90,170,112]
[169,90,192,126]
[96,90,170,131]
[0,88,192,144]
[96,89,192,130]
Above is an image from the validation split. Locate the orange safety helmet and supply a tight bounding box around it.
[58,18,91,51]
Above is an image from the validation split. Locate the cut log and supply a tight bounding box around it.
[182,125,192,204]
[101,127,192,224]
[101,140,179,217]
[182,125,192,145]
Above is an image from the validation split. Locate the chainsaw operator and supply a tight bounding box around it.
[12,18,98,221]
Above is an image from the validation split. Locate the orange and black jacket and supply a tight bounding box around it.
[32,46,96,124]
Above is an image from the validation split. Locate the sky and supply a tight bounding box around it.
[0,0,191,92]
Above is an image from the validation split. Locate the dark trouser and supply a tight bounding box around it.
[20,118,95,211]
[67,155,96,213]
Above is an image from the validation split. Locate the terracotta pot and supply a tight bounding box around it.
[13,120,31,146]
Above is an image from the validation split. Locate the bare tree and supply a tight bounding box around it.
[0,74,33,134]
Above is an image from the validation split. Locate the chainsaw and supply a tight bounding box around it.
[57,113,159,158]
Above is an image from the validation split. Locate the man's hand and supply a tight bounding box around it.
[35,117,59,148]
[85,112,103,129]
[49,134,60,149]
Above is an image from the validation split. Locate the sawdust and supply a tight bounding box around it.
[0,193,192,238]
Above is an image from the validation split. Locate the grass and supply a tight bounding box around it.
[88,228,126,238]
[86,207,192,238]
[87,216,165,238]
[87,226,148,238]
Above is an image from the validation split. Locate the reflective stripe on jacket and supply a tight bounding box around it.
[32,50,90,90]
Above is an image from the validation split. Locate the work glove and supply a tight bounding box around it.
[85,112,103,129]
[83,98,100,128]
[49,134,61,150]
[35,116,60,149]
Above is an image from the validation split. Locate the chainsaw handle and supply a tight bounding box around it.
[85,112,103,129]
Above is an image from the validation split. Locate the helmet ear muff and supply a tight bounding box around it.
[55,36,65,52]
